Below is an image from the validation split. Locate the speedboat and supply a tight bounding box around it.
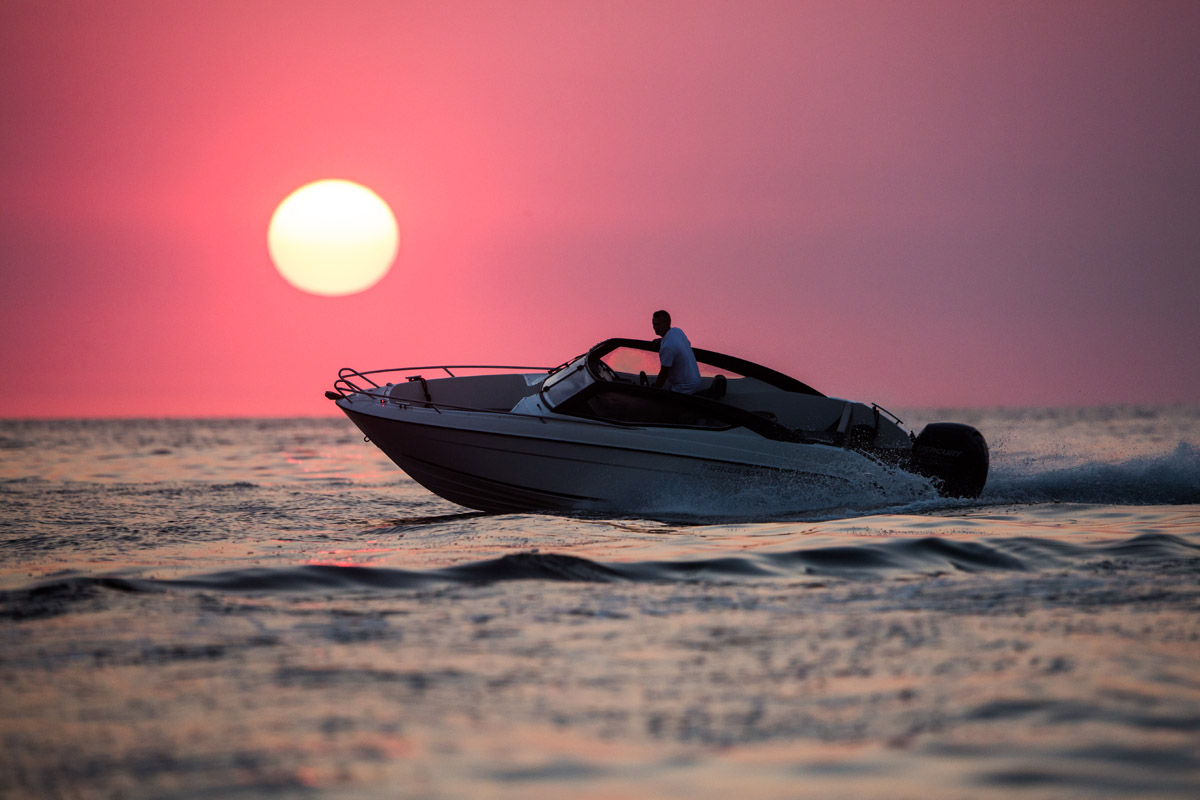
[326,338,988,517]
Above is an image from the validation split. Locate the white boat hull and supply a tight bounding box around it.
[341,400,920,516]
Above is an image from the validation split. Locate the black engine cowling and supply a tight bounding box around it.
[911,423,989,498]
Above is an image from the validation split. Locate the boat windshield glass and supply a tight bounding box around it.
[598,345,749,381]
[540,355,593,410]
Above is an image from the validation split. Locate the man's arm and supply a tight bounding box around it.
[654,370,668,389]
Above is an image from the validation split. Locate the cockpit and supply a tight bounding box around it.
[538,339,830,438]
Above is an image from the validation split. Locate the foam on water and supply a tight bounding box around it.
[628,456,940,521]
[632,437,1200,523]
[985,441,1200,506]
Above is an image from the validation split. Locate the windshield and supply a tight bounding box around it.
[599,345,748,381]
[540,354,593,410]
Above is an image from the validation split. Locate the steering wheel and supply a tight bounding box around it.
[595,361,618,382]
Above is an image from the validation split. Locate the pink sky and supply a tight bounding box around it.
[2,0,1198,417]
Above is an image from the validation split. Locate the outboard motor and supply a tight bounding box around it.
[911,423,989,498]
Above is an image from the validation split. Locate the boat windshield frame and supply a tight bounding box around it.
[585,338,824,397]
[534,339,823,440]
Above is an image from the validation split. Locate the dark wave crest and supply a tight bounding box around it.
[4,533,1196,617]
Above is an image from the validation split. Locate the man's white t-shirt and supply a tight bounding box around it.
[659,327,701,393]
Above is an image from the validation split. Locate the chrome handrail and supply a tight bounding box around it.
[330,364,554,401]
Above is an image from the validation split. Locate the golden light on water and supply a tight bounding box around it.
[267,179,399,296]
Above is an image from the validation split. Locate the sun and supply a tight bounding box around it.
[267,179,399,296]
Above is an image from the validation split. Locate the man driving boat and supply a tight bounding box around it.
[651,310,701,394]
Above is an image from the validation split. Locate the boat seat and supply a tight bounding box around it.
[699,374,727,401]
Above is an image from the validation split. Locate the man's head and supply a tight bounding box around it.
[652,310,671,337]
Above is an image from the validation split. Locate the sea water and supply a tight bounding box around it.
[1,407,1198,798]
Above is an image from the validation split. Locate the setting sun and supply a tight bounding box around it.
[267,179,399,296]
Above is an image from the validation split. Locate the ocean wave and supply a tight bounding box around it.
[4,533,1196,612]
